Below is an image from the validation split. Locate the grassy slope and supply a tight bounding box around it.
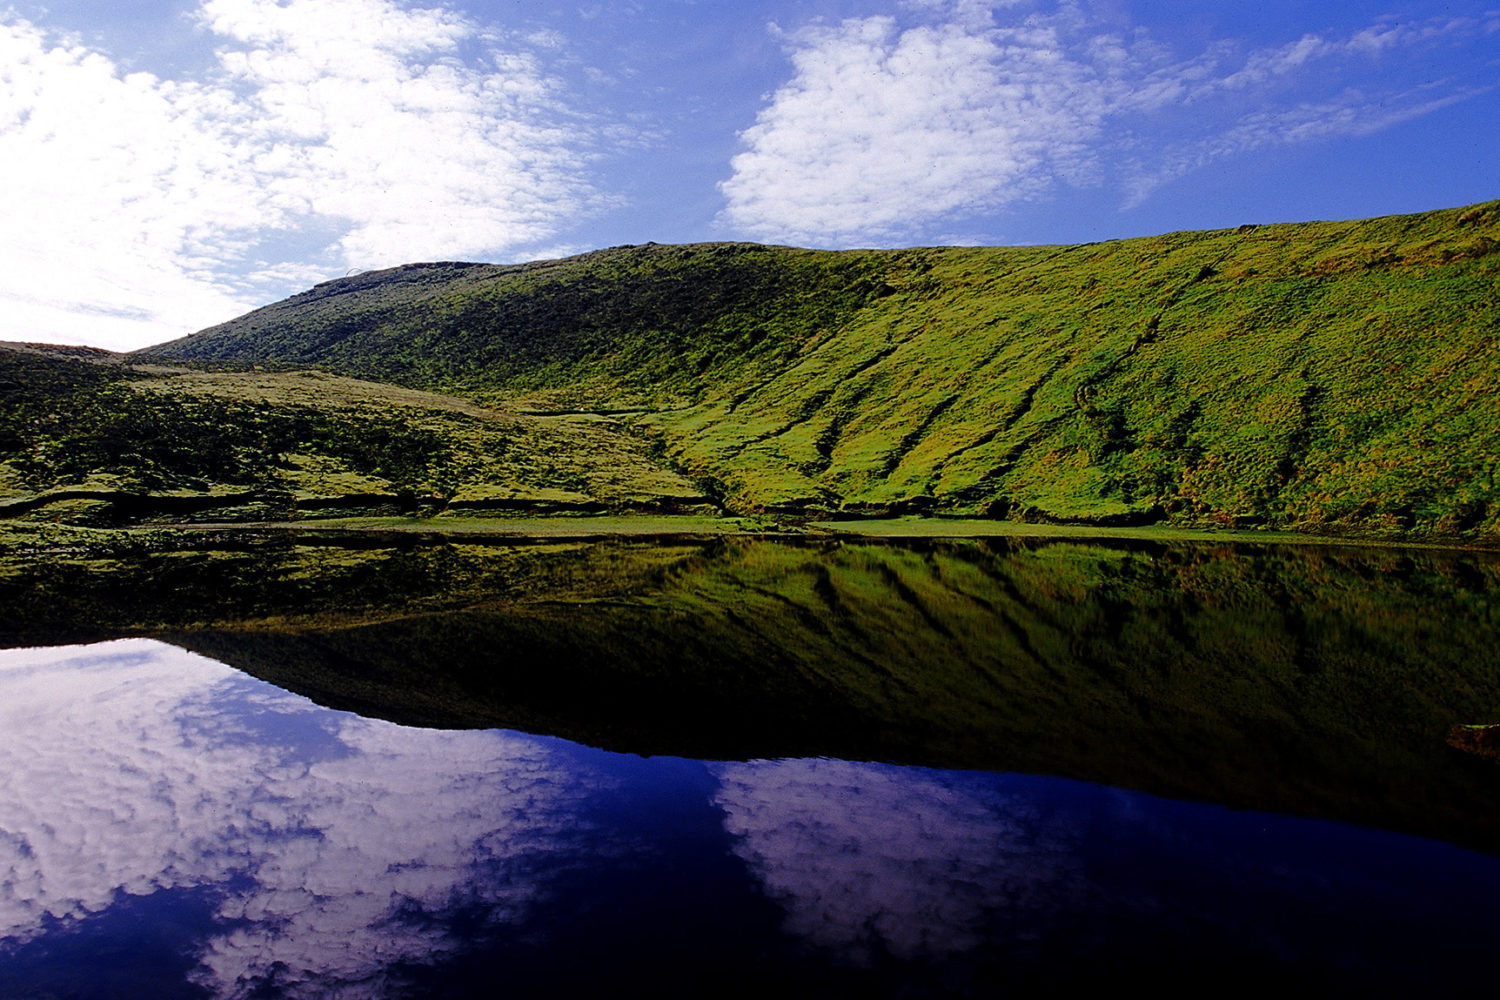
[658,205,1500,535]
[0,200,1487,541]
[137,246,893,404]
[133,202,1500,542]
[0,353,712,522]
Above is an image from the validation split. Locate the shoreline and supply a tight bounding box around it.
[5,513,1495,556]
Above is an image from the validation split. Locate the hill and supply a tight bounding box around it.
[3,201,1497,542]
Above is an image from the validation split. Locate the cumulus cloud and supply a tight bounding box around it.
[0,1,603,350]
[719,2,1500,245]
[196,0,603,266]
[0,639,599,999]
[719,13,1109,246]
[0,18,260,350]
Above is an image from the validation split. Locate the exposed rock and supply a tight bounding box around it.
[1447,724,1500,762]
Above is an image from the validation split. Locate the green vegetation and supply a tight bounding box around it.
[3,201,1497,541]
[0,362,711,522]
[134,248,893,402]
[6,384,449,492]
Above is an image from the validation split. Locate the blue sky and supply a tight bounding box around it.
[3,0,1497,351]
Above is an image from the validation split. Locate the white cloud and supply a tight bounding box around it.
[719,2,1499,246]
[0,18,260,349]
[198,0,606,267]
[719,13,1109,246]
[0,1,604,351]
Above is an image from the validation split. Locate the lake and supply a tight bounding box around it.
[0,534,1497,995]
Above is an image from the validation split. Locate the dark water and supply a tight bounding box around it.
[1,637,1498,998]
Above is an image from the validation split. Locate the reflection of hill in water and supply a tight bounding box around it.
[5,536,1500,851]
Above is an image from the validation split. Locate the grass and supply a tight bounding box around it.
[0,360,713,523]
[2,200,1495,543]
[228,514,777,536]
[646,208,1500,537]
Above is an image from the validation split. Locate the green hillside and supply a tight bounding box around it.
[138,247,893,399]
[3,201,1496,542]
[0,352,712,525]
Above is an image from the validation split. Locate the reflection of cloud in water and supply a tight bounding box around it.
[713,758,1083,965]
[0,639,593,998]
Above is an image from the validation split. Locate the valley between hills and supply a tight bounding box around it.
[2,199,1497,552]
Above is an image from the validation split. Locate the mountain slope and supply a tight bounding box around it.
[138,245,894,402]
[132,201,1500,541]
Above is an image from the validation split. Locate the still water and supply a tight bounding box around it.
[1,637,1496,998]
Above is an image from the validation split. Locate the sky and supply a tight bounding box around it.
[2,0,1497,352]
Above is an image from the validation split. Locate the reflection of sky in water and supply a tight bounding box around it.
[713,759,1500,990]
[0,640,597,998]
[712,758,1085,965]
[1,640,1498,997]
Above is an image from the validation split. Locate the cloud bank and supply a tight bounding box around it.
[0,0,602,350]
[720,2,1500,245]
